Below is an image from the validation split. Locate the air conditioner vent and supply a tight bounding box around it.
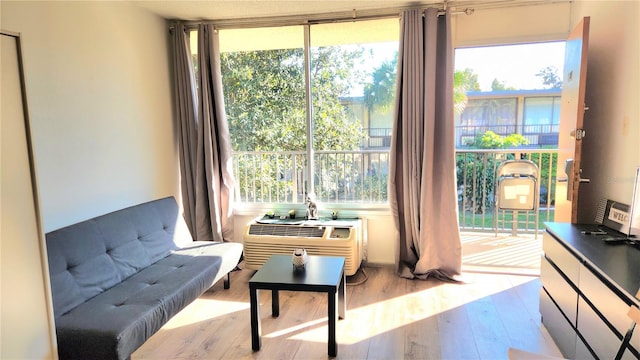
[248,224,325,238]
[244,218,364,276]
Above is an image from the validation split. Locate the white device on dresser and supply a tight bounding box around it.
[628,166,640,237]
[590,166,640,243]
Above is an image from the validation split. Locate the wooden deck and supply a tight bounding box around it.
[462,231,541,276]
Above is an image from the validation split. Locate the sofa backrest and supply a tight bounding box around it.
[45,196,193,317]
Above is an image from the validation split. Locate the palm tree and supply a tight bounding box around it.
[363,57,397,111]
[454,68,480,115]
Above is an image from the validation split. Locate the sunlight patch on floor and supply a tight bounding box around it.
[264,318,327,339]
[265,273,537,345]
[161,299,249,330]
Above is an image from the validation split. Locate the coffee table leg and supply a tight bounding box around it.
[272,289,279,317]
[338,271,346,319]
[328,290,338,357]
[250,286,261,351]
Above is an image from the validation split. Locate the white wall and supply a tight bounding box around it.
[570,1,640,222]
[1,1,179,232]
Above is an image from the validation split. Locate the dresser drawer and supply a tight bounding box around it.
[541,256,578,326]
[540,287,576,358]
[579,263,640,354]
[577,297,636,359]
[543,232,580,286]
[574,334,596,360]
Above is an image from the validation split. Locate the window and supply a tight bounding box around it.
[457,96,518,145]
[218,26,306,205]
[454,42,565,148]
[524,96,560,127]
[215,19,399,205]
[523,96,561,146]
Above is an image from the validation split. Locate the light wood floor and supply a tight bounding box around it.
[132,260,561,359]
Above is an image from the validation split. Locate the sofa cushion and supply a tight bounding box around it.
[54,251,224,360]
[175,241,243,284]
[46,197,193,316]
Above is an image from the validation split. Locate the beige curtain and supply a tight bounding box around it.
[172,24,235,241]
[389,8,462,280]
[171,24,199,236]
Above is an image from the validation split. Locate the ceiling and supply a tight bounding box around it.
[130,0,456,22]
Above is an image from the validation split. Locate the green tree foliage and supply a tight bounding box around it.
[221,47,365,152]
[362,63,481,116]
[465,131,529,149]
[491,79,516,91]
[221,45,383,202]
[454,68,480,115]
[311,46,366,151]
[535,66,562,89]
[221,49,307,152]
[363,57,397,112]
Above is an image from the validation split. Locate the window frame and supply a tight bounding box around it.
[214,20,399,212]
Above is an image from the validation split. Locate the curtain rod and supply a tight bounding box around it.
[168,5,474,31]
[167,0,568,31]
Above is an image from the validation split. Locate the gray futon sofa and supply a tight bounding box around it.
[45,196,243,359]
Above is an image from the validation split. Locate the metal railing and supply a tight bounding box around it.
[232,150,390,204]
[456,149,557,233]
[360,126,560,149]
[455,124,560,148]
[361,128,392,148]
[232,148,557,231]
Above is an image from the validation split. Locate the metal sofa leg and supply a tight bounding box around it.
[224,272,230,289]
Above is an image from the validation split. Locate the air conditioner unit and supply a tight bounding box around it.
[243,218,363,276]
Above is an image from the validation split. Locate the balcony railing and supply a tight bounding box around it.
[232,150,389,204]
[456,149,557,233]
[455,124,560,148]
[361,128,392,148]
[360,126,560,149]
[232,148,557,232]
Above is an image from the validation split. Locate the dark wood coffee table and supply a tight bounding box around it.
[249,254,346,357]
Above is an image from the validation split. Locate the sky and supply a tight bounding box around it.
[455,41,566,91]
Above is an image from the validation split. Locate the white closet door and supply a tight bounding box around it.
[1,31,56,359]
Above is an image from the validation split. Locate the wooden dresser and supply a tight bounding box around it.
[541,222,640,359]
